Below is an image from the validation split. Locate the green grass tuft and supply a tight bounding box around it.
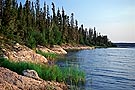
[36,50,58,60]
[0,58,85,85]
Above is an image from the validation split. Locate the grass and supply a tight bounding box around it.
[0,58,85,85]
[36,50,58,60]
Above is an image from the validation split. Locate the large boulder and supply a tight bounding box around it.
[2,43,48,64]
[0,67,67,90]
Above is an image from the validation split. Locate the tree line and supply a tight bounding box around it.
[0,0,113,48]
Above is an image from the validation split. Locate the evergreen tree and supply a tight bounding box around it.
[2,0,12,35]
[57,8,62,27]
[0,0,2,25]
[70,13,74,28]
[65,15,70,43]
[0,0,113,48]
[17,2,24,40]
[75,20,79,43]
[43,2,46,26]
[79,24,85,44]
[12,0,17,8]
[25,0,30,27]
[35,0,40,29]
[93,27,97,45]
[31,2,35,28]
[46,5,50,28]
[52,2,56,23]
[70,13,75,43]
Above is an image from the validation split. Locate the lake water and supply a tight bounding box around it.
[56,48,135,90]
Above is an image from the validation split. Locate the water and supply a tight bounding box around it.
[56,48,135,90]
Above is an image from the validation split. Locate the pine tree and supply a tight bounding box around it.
[65,15,70,43]
[79,24,85,44]
[25,0,31,27]
[57,8,62,27]
[0,0,113,47]
[88,28,93,45]
[62,7,65,27]
[2,0,12,34]
[35,0,40,29]
[43,2,46,26]
[93,27,97,45]
[0,0,2,20]
[46,5,50,28]
[17,2,24,39]
[12,0,17,8]
[75,20,79,43]
[31,2,35,28]
[52,2,56,23]
[70,13,76,43]
[70,13,74,28]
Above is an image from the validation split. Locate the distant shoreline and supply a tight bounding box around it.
[114,43,135,48]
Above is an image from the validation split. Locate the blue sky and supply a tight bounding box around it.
[18,0,135,43]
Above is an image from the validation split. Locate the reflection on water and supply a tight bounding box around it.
[56,48,135,90]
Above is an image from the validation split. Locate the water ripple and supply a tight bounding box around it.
[57,48,135,90]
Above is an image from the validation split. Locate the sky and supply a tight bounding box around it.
[18,0,135,43]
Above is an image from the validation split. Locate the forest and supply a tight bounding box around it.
[0,0,114,48]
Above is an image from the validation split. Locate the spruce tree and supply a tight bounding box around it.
[43,2,46,26]
[52,2,56,23]
[31,2,35,28]
[0,0,2,20]
[93,27,97,45]
[35,0,40,29]
[2,0,12,35]
[0,0,113,47]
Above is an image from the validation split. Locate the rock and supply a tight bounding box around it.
[37,45,67,55]
[2,49,6,52]
[16,43,20,46]
[2,55,8,59]
[37,45,55,53]
[22,69,41,80]
[51,45,67,55]
[61,44,95,50]
[0,67,68,90]
[3,43,48,64]
[0,78,20,90]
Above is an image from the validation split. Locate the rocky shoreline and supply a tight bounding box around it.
[1,43,94,64]
[0,43,94,90]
